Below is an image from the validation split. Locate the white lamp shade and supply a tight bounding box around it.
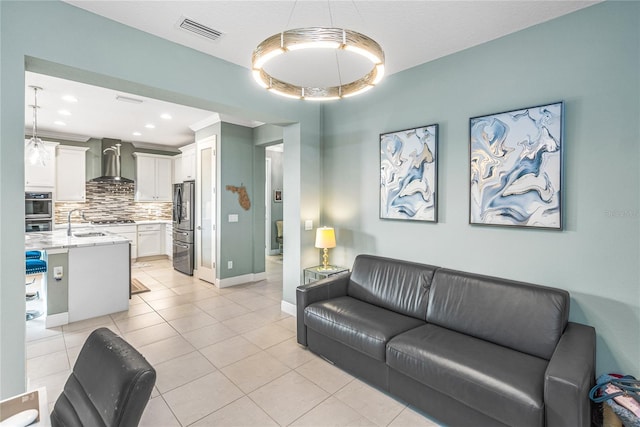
[315,227,336,249]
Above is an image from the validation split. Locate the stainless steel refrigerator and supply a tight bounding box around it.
[173,180,195,275]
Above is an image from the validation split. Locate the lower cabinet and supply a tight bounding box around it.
[165,224,173,259]
[137,223,163,257]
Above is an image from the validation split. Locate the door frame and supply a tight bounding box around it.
[195,135,217,285]
[265,157,272,256]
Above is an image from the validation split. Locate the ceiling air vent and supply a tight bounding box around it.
[179,18,223,41]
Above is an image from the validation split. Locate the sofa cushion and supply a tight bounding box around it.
[348,255,438,320]
[387,324,547,427]
[304,296,425,361]
[426,268,569,360]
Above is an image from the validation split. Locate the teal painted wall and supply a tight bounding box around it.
[219,122,262,279]
[322,1,639,376]
[0,0,322,398]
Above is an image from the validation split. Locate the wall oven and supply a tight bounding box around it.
[25,192,53,232]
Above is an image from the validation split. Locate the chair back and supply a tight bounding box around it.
[50,328,156,427]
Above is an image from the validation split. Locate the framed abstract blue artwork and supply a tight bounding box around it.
[469,101,563,229]
[380,124,438,222]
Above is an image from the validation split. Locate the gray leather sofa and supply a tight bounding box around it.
[297,255,595,427]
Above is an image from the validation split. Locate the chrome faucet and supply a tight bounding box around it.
[67,209,86,236]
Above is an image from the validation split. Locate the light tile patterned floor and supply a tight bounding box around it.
[26,257,441,426]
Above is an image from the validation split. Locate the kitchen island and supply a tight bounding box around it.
[26,228,131,326]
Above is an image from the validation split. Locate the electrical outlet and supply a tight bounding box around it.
[228,261,233,269]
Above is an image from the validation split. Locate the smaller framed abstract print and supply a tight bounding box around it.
[380,124,438,222]
[274,190,282,202]
[469,101,563,229]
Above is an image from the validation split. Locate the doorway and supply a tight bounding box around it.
[196,135,217,284]
[265,144,284,259]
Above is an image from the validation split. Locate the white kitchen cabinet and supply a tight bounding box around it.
[25,140,58,189]
[173,154,183,184]
[180,143,196,181]
[133,153,173,201]
[137,223,163,257]
[68,242,129,323]
[165,223,173,258]
[56,145,89,201]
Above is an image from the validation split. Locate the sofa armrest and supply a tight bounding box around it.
[544,322,596,427]
[296,272,350,346]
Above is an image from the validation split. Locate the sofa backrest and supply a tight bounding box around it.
[427,268,569,360]
[348,254,439,320]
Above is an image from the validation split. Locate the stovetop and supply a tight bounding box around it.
[91,219,136,225]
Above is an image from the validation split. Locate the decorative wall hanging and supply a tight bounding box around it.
[469,101,563,229]
[226,184,251,211]
[274,190,282,203]
[380,124,438,222]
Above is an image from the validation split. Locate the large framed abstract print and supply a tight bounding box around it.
[380,124,438,222]
[469,101,563,229]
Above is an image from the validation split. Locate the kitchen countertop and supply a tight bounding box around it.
[25,228,131,251]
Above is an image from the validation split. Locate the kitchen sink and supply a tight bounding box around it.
[73,231,108,238]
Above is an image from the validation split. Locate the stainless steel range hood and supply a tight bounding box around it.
[90,142,134,183]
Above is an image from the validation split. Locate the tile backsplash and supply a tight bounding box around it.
[55,181,172,224]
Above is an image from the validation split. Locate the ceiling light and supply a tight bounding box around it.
[54,121,66,126]
[132,132,142,136]
[160,113,172,120]
[251,27,385,100]
[62,95,78,103]
[58,109,71,116]
[26,86,50,166]
[145,124,155,129]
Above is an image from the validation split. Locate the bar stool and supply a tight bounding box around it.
[25,251,46,320]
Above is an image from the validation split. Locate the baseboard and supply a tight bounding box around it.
[218,272,266,288]
[268,249,281,256]
[281,300,296,317]
[46,312,68,328]
[136,255,169,262]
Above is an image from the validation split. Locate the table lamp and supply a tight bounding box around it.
[315,227,336,270]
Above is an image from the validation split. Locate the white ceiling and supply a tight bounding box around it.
[27,1,599,148]
[25,72,217,147]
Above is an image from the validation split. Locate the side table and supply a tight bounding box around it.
[303,265,349,284]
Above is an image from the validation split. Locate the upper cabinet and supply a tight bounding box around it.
[25,140,58,190]
[173,154,183,184]
[180,143,196,182]
[133,153,172,202]
[56,145,89,202]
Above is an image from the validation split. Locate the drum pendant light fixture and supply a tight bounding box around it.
[251,7,385,101]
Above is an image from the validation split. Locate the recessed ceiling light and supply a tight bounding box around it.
[58,109,71,116]
[145,124,155,129]
[133,132,142,136]
[62,95,78,103]
[160,113,172,120]
[54,120,66,126]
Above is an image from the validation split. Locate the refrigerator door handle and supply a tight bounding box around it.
[173,186,182,224]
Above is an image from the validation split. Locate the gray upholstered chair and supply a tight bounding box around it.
[50,327,156,427]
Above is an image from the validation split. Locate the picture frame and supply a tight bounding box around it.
[469,101,563,230]
[380,124,438,222]
[274,190,282,203]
